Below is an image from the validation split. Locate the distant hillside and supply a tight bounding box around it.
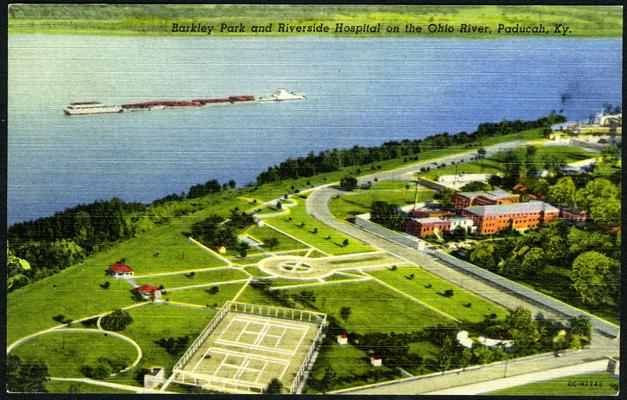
[8,5,623,37]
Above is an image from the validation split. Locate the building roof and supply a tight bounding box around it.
[108,263,133,273]
[409,217,451,225]
[457,188,513,201]
[464,201,560,217]
[134,284,160,294]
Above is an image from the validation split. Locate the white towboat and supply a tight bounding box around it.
[258,89,306,102]
[64,102,123,115]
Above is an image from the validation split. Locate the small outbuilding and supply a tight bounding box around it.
[215,244,227,254]
[144,367,165,389]
[370,353,382,367]
[133,284,161,301]
[108,263,133,278]
[337,331,348,345]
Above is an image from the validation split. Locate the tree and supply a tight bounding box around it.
[521,247,545,275]
[434,188,455,208]
[7,355,49,393]
[589,198,621,227]
[265,378,283,394]
[340,306,352,321]
[342,238,349,246]
[339,176,358,191]
[264,237,279,250]
[237,241,250,258]
[227,180,236,189]
[571,251,618,305]
[320,367,337,393]
[469,242,496,271]
[100,309,133,331]
[207,286,219,295]
[547,177,576,207]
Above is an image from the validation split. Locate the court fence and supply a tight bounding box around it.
[172,301,327,394]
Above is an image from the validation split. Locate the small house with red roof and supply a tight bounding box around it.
[133,284,162,301]
[108,263,133,278]
[215,243,227,254]
[370,353,382,367]
[337,331,348,345]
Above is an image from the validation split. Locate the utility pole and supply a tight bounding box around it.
[413,179,420,210]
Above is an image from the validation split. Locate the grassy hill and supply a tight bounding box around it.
[8,5,623,37]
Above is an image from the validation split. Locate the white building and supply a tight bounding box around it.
[144,367,165,389]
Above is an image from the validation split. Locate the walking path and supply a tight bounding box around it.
[304,139,620,394]
[48,377,175,394]
[425,359,611,395]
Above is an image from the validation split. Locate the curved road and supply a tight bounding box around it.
[304,141,619,395]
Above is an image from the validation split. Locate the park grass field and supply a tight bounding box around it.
[264,198,373,255]
[422,145,595,181]
[118,303,216,384]
[164,282,248,308]
[305,340,397,393]
[243,266,273,278]
[110,229,226,275]
[330,183,435,221]
[45,380,136,394]
[246,225,308,252]
[284,281,454,334]
[11,330,137,379]
[368,266,508,323]
[487,371,619,396]
[135,268,248,289]
[6,268,138,345]
[6,195,248,345]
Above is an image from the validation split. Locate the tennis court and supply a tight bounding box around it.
[173,303,325,394]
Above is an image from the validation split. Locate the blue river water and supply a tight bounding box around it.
[7,35,622,225]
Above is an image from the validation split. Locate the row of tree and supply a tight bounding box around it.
[256,115,565,184]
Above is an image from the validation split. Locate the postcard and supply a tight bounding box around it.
[6,3,622,396]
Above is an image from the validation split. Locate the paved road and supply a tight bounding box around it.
[305,141,619,394]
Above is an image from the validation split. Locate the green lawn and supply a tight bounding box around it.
[286,280,454,334]
[117,303,216,385]
[6,195,249,345]
[10,330,137,379]
[7,268,139,345]
[246,225,308,252]
[265,198,373,255]
[135,267,247,289]
[110,229,227,275]
[163,282,247,308]
[46,380,136,394]
[305,340,397,393]
[423,145,595,181]
[330,183,435,221]
[243,266,273,278]
[368,266,508,323]
[487,372,619,396]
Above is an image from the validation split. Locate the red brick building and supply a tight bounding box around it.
[453,188,519,210]
[405,217,451,237]
[462,201,560,235]
[561,208,588,225]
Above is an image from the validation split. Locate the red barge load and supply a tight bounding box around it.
[64,90,303,115]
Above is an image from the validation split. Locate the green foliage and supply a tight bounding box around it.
[434,188,456,208]
[257,115,564,184]
[155,335,190,356]
[547,177,577,207]
[265,378,283,394]
[370,201,405,231]
[100,309,133,331]
[7,354,49,393]
[340,306,352,321]
[469,242,496,271]
[459,181,492,192]
[571,251,619,306]
[339,176,358,191]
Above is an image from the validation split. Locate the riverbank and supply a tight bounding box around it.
[8,5,623,38]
